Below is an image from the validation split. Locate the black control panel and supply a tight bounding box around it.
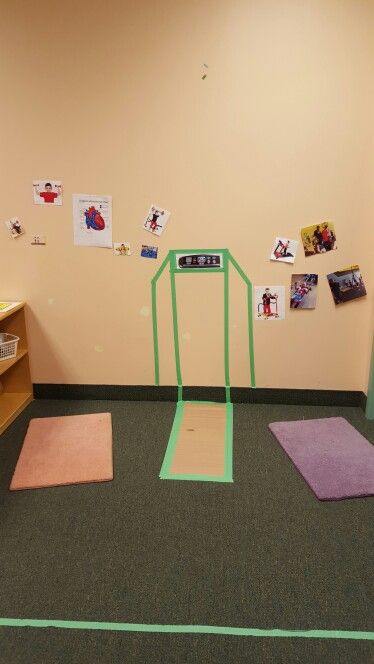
[178,254,221,269]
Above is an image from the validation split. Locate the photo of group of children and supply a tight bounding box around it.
[327,266,366,305]
[300,222,337,256]
[290,274,318,309]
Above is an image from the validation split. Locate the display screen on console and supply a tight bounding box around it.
[176,253,222,269]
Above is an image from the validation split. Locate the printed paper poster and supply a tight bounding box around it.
[143,205,170,236]
[113,242,131,256]
[327,266,366,305]
[4,217,25,239]
[72,194,112,248]
[290,274,318,309]
[301,222,337,256]
[141,244,158,259]
[33,180,62,205]
[254,286,285,320]
[270,238,299,264]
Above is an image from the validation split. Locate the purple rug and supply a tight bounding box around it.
[268,417,374,501]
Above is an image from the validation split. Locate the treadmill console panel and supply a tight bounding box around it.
[176,253,222,269]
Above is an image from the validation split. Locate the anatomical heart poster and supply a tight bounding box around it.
[72,194,112,248]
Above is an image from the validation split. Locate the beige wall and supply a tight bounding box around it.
[0,0,373,390]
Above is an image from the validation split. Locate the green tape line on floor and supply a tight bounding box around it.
[0,619,373,640]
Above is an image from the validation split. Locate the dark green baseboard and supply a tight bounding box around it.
[33,384,367,410]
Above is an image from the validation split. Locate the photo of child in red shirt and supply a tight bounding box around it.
[33,180,62,205]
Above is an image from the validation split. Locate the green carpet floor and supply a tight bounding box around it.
[0,399,373,663]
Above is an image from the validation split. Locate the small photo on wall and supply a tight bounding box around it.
[141,244,158,259]
[327,266,366,305]
[254,286,285,320]
[113,242,131,256]
[33,180,62,205]
[143,205,170,236]
[270,237,299,264]
[301,222,337,256]
[31,235,46,245]
[290,274,318,309]
[4,217,25,239]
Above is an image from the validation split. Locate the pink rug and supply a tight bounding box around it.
[10,413,113,491]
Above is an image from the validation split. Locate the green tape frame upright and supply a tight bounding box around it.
[151,253,171,385]
[223,250,231,402]
[151,280,159,385]
[227,251,256,388]
[170,269,182,391]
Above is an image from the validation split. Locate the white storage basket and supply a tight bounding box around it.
[0,333,19,361]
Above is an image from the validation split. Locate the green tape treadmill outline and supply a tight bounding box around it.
[0,618,372,640]
[151,248,256,393]
[159,400,233,483]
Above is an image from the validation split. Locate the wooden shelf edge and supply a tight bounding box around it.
[0,392,33,435]
[0,302,25,322]
[0,348,28,376]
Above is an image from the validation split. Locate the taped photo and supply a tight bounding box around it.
[270,237,299,264]
[143,205,170,237]
[113,242,131,256]
[301,222,337,256]
[290,274,318,309]
[33,180,62,205]
[4,217,25,239]
[254,286,285,320]
[141,244,158,259]
[327,266,366,305]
